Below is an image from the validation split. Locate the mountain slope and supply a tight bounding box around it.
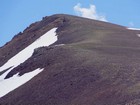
[0,14,140,105]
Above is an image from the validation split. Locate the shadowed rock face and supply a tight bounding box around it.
[0,14,140,105]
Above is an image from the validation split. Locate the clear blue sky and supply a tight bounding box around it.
[0,0,140,47]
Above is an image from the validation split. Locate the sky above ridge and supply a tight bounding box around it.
[0,0,140,46]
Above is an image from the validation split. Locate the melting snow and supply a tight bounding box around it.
[0,68,43,98]
[127,27,140,30]
[0,27,58,80]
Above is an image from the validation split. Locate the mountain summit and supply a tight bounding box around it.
[0,14,140,105]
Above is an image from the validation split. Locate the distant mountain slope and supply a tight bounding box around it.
[0,14,140,105]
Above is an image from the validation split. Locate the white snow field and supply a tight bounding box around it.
[127,27,140,30]
[0,27,58,97]
[0,68,43,98]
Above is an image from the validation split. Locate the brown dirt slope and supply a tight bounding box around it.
[0,14,140,105]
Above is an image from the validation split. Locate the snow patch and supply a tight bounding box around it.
[0,68,43,98]
[55,44,65,47]
[137,34,140,37]
[127,27,140,30]
[0,27,58,80]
